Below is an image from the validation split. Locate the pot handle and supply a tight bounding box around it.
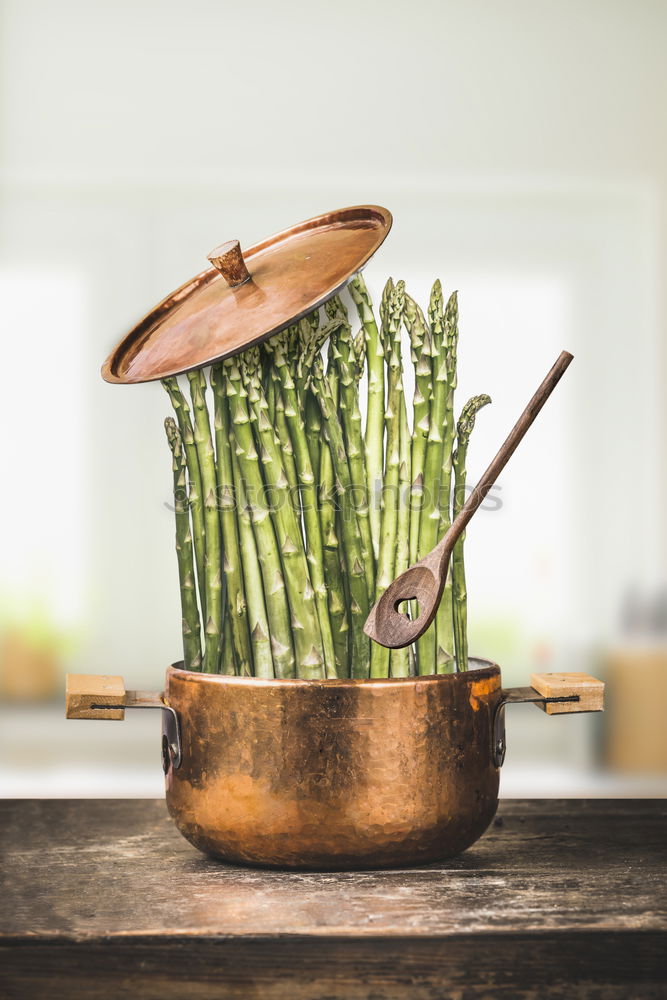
[65,673,161,719]
[65,673,182,771]
[493,671,604,767]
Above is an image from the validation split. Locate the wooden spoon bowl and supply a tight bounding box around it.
[364,558,445,648]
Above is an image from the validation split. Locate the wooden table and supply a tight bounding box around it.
[1,799,665,999]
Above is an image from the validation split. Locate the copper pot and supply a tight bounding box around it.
[165,660,500,868]
[66,658,603,869]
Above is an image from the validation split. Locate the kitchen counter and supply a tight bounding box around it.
[1,798,665,998]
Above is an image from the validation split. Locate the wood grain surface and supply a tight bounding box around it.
[64,673,126,720]
[1,798,666,999]
[531,671,605,714]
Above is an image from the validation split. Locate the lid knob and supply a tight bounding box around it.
[207,240,251,288]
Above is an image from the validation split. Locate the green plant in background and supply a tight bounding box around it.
[162,277,490,678]
[0,597,81,701]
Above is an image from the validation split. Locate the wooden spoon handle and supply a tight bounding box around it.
[440,350,573,553]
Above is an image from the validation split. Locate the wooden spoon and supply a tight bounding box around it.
[364,350,574,650]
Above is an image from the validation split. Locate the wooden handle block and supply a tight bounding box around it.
[66,674,127,720]
[531,672,604,714]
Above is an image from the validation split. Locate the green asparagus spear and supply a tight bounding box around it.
[321,320,353,670]
[293,315,323,479]
[452,394,491,672]
[299,322,370,678]
[372,280,406,678]
[164,418,202,671]
[265,333,338,678]
[162,378,207,623]
[223,357,296,678]
[435,291,460,673]
[325,296,374,602]
[319,451,350,676]
[349,274,384,563]
[414,281,449,675]
[229,424,275,678]
[242,349,325,679]
[391,369,412,678]
[220,607,236,676]
[266,374,298,492]
[186,371,222,673]
[210,365,253,677]
[404,295,433,568]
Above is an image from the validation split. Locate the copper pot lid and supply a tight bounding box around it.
[102,204,392,384]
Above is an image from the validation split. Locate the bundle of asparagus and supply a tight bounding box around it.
[163,276,490,679]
